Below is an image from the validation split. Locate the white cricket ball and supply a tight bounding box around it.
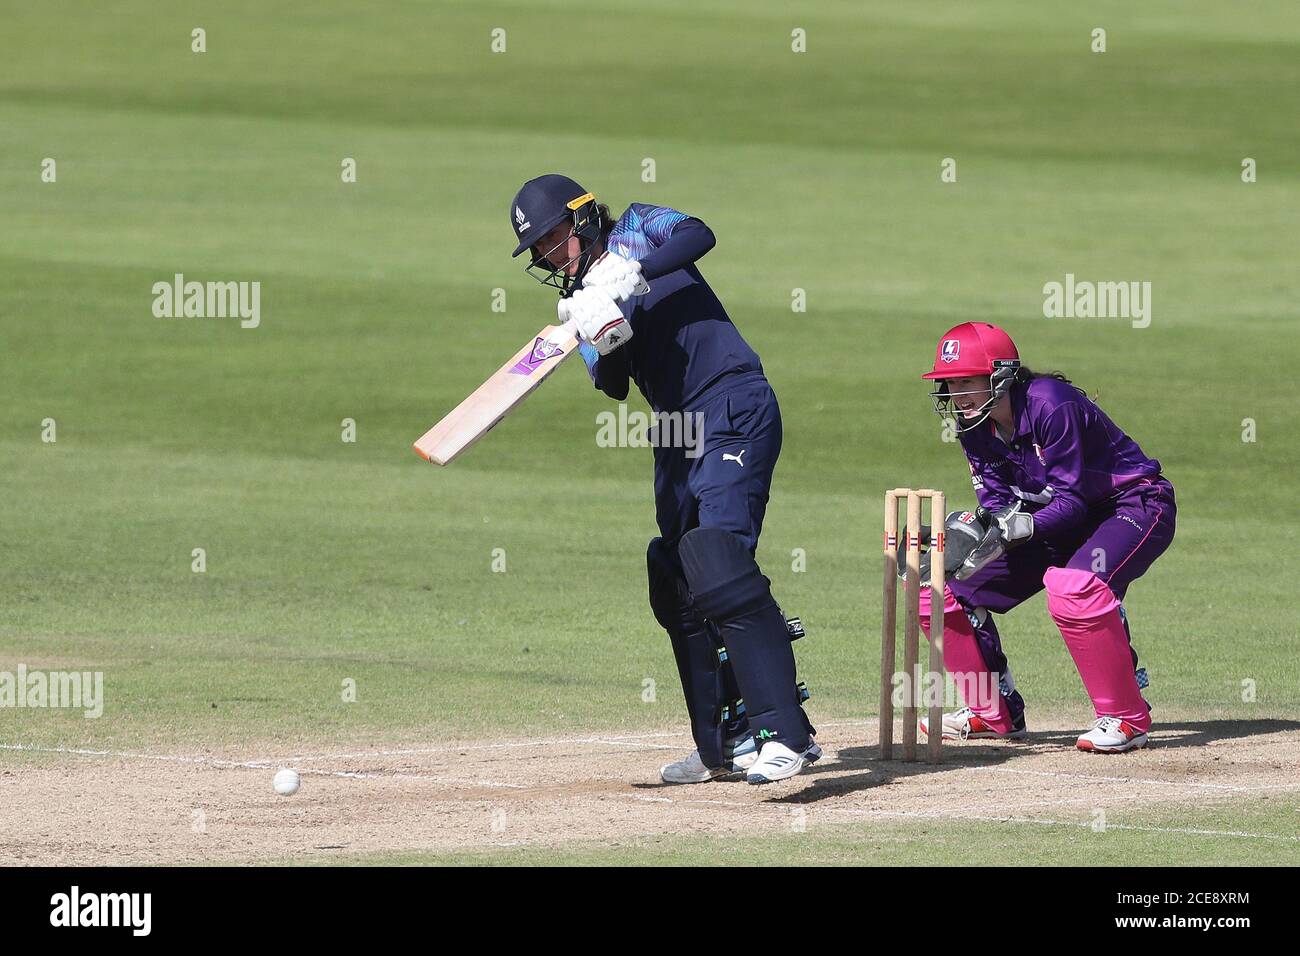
[273,768,301,796]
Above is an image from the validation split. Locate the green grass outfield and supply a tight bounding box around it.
[2,2,1298,863]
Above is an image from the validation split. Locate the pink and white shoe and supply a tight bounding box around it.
[1076,716,1149,753]
[920,706,1027,741]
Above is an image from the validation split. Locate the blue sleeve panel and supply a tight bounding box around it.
[579,202,760,412]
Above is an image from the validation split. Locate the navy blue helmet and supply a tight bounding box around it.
[510,174,606,294]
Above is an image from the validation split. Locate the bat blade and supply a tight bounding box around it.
[413,323,580,466]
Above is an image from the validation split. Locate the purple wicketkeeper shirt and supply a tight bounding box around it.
[958,377,1164,541]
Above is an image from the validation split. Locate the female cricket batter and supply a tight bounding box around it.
[508,174,817,783]
[918,322,1175,752]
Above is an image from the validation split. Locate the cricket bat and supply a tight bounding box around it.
[412,320,581,465]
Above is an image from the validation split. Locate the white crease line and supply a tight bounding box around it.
[623,793,1151,815]
[998,780,1300,806]
[975,765,1292,793]
[959,814,1300,843]
[653,780,1300,818]
[249,731,695,765]
[0,743,269,770]
[293,767,525,789]
[0,743,524,789]
[935,790,1156,813]
[840,805,1300,843]
[616,793,1300,843]
[829,783,1279,817]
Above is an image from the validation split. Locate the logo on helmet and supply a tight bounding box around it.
[514,206,531,233]
[941,339,961,363]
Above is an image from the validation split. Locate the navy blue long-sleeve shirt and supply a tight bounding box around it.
[577,203,762,412]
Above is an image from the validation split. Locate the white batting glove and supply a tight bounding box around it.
[558,287,632,355]
[583,250,645,302]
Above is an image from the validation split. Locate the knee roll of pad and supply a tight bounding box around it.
[677,527,776,624]
[717,618,804,662]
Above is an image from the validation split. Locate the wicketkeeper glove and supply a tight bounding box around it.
[993,501,1034,543]
[952,502,1033,581]
[899,507,994,587]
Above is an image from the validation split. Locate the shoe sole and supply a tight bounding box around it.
[746,745,822,785]
[660,758,755,784]
[660,767,743,785]
[1077,734,1149,753]
[747,765,805,785]
[921,725,1028,741]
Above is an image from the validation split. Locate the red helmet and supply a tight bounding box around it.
[922,322,1019,380]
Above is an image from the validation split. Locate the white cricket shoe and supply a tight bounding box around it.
[660,737,757,784]
[919,706,1027,741]
[1076,716,1148,753]
[745,739,822,785]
